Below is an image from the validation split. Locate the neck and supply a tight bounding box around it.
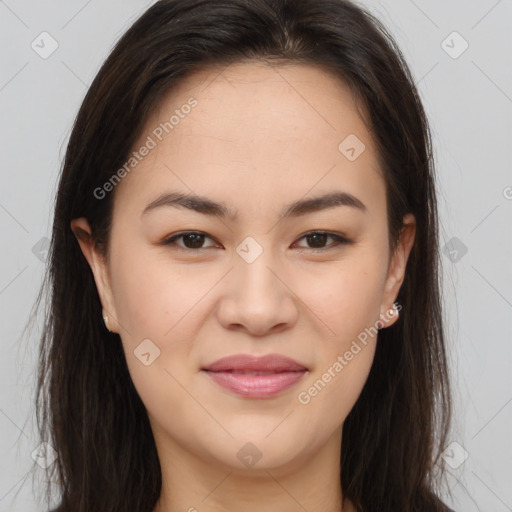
[152,426,347,512]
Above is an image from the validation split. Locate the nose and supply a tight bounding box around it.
[215,248,299,337]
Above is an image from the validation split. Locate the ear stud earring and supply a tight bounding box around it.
[377,304,400,330]
[103,315,111,332]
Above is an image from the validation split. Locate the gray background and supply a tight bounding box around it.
[1,0,511,510]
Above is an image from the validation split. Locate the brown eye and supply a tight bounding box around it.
[162,230,352,252]
[162,231,218,250]
[294,231,352,252]
[306,233,329,249]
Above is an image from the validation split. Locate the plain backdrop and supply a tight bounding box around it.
[0,0,511,510]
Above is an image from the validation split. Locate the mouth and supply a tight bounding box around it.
[201,354,308,398]
[201,353,308,373]
[207,370,301,375]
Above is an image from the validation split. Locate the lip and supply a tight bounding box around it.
[201,354,308,399]
[202,354,308,373]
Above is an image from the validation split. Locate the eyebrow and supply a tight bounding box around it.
[141,190,367,220]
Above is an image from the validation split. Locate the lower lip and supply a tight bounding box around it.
[203,370,307,398]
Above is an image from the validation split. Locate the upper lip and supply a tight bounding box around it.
[201,354,308,372]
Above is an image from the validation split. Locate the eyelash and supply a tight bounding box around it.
[161,231,353,253]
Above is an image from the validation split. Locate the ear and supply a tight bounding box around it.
[70,218,119,333]
[379,213,416,328]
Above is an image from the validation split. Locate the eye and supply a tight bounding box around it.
[162,231,219,250]
[162,230,352,252]
[293,231,353,252]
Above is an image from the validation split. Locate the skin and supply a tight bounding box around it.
[72,61,415,512]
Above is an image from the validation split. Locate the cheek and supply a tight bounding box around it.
[109,250,216,392]
[290,254,384,428]
[293,254,386,342]
[295,339,377,449]
[109,246,208,342]
[112,256,199,424]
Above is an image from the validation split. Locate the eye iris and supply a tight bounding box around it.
[183,233,205,249]
[307,233,328,248]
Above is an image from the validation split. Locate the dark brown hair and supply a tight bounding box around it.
[32,1,452,510]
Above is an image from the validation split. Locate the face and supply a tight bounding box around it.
[72,61,415,475]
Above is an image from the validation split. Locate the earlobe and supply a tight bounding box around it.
[70,218,119,333]
[379,213,416,329]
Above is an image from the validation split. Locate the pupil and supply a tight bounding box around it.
[184,233,204,248]
[308,233,327,248]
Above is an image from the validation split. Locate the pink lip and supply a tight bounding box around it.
[201,354,308,399]
[202,354,308,373]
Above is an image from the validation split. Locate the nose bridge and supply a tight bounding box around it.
[233,236,285,305]
[216,235,298,334]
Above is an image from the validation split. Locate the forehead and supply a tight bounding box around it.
[147,60,371,152]
[113,60,385,220]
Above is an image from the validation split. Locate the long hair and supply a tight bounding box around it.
[33,1,452,510]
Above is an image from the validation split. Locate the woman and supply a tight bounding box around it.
[34,0,453,510]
